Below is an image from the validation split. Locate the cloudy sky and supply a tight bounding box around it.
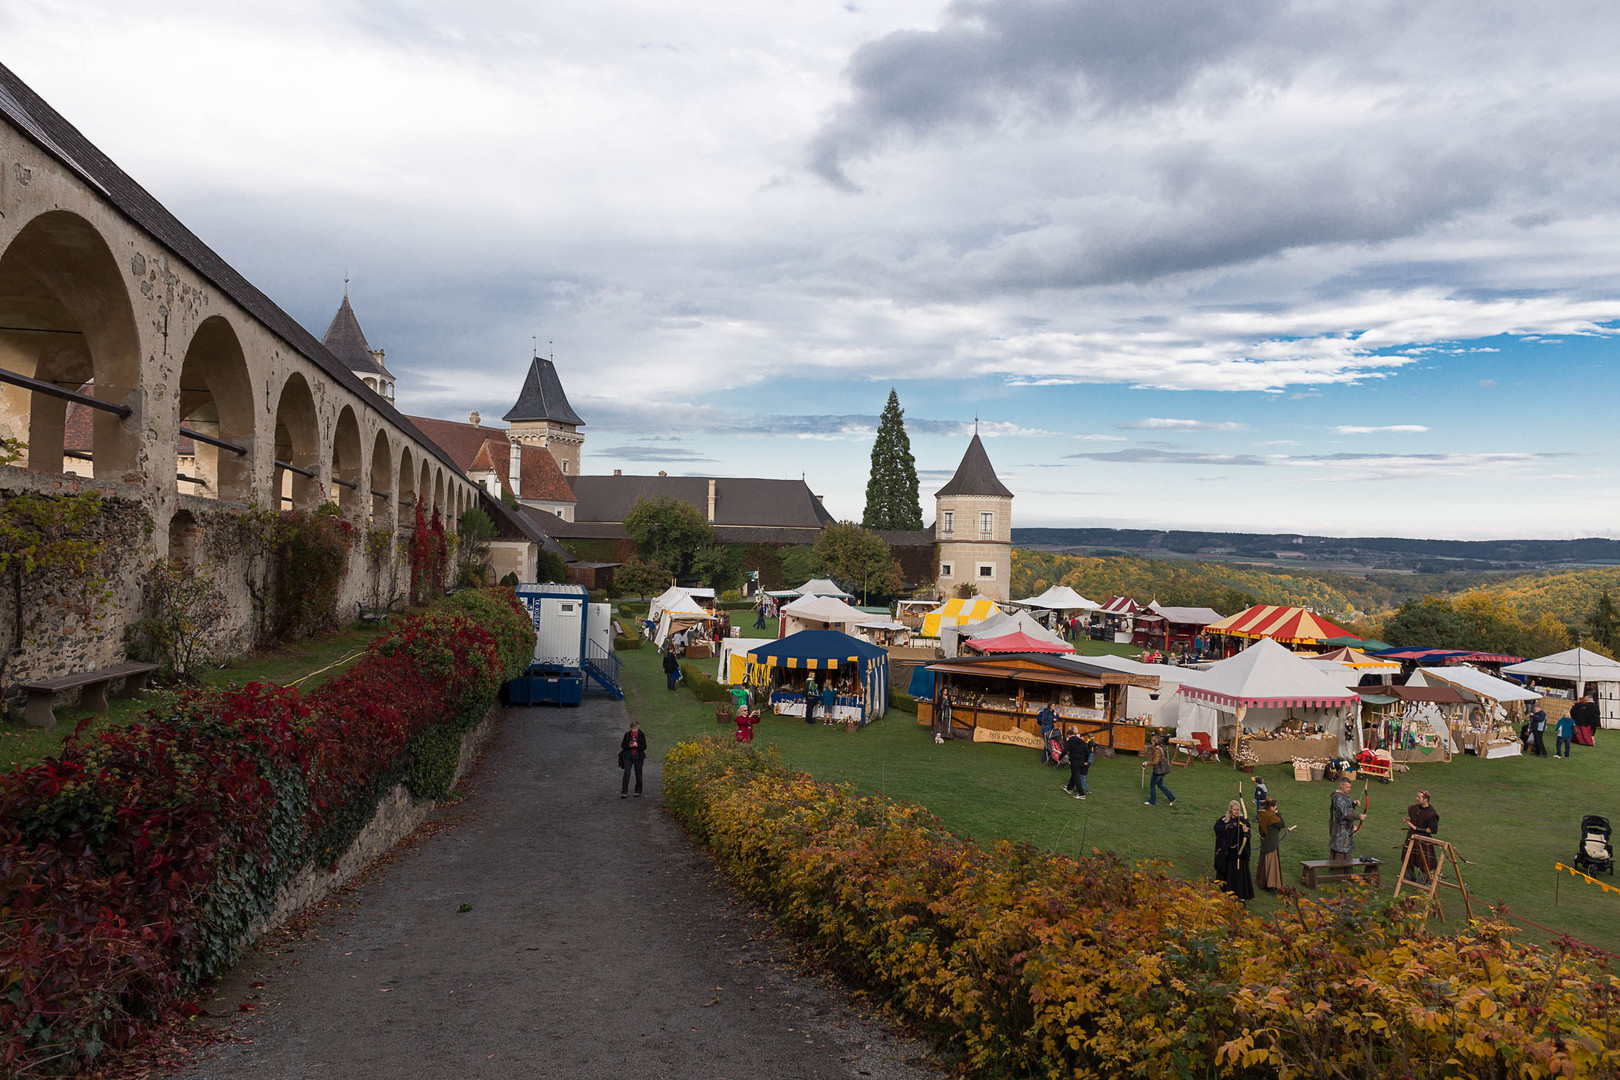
[8,0,1620,538]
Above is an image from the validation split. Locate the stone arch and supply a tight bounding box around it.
[370,429,394,525]
[272,372,321,510]
[418,459,433,520]
[331,405,363,518]
[397,444,417,525]
[176,316,255,502]
[168,507,201,569]
[432,468,446,524]
[0,209,142,477]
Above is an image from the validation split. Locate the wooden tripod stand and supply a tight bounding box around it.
[1393,835,1474,924]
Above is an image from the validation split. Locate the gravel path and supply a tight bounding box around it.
[171,698,941,1080]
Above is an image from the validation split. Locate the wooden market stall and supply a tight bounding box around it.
[916,653,1160,751]
[1407,666,1538,759]
[1356,683,1468,763]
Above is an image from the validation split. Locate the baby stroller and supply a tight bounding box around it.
[1574,815,1614,877]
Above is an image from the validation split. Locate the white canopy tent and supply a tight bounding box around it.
[1062,653,1191,725]
[653,592,715,648]
[1504,647,1620,728]
[1407,665,1538,757]
[1173,639,1363,758]
[649,586,703,625]
[1014,585,1101,612]
[779,594,868,637]
[766,578,854,601]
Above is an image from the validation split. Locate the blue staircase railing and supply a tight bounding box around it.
[583,640,623,699]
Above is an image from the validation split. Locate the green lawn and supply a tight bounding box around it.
[618,629,1620,953]
[1,622,385,772]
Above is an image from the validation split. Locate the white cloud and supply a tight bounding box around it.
[1331,424,1430,434]
[1120,418,1247,431]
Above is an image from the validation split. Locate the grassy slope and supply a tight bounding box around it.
[0,622,385,772]
[616,632,1620,953]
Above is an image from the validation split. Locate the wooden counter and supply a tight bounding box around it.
[1243,734,1337,766]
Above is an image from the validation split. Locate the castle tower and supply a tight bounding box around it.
[321,294,395,402]
[503,354,585,476]
[934,433,1013,602]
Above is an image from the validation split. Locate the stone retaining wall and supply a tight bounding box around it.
[250,703,501,941]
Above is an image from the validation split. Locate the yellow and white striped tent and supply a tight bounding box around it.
[921,597,1001,638]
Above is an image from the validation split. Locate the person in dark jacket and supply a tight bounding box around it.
[1572,693,1600,747]
[1213,800,1254,902]
[663,649,680,691]
[1062,729,1093,799]
[619,720,648,798]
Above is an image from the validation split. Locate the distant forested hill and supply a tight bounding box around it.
[1013,528,1620,570]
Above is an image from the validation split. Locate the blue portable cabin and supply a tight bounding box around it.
[744,630,889,723]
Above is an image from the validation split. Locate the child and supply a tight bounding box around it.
[1253,774,1270,808]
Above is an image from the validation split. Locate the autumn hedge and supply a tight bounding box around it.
[664,736,1620,1080]
[0,587,535,1076]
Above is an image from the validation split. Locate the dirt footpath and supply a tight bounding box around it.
[170,697,941,1080]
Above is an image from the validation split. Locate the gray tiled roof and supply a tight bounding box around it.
[569,474,834,529]
[935,434,1014,499]
[0,61,465,482]
[321,295,392,377]
[503,356,584,427]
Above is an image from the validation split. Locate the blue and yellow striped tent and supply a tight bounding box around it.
[745,630,889,720]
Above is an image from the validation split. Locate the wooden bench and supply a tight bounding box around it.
[1300,857,1382,889]
[20,662,159,729]
[357,601,392,625]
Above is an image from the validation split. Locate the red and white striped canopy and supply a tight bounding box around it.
[1098,596,1140,616]
[1203,604,1353,644]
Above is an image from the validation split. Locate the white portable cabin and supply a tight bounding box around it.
[516,582,589,668]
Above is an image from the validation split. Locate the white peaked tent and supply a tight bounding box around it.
[1408,665,1540,757]
[1504,647,1620,728]
[653,591,714,648]
[648,586,698,625]
[1174,638,1363,757]
[779,594,868,637]
[963,609,1071,647]
[1015,585,1101,611]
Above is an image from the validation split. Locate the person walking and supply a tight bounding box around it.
[1063,728,1093,799]
[1213,800,1254,902]
[1256,798,1286,893]
[1554,708,1576,758]
[1328,777,1365,864]
[1572,693,1600,747]
[803,674,818,725]
[1037,703,1058,764]
[1144,735,1176,807]
[662,648,680,691]
[1529,702,1549,757]
[1402,789,1440,884]
[754,601,768,630]
[619,720,648,798]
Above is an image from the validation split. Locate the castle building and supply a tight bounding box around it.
[503,355,584,477]
[933,433,1014,602]
[320,293,395,402]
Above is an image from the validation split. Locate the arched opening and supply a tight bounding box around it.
[0,210,142,477]
[370,430,393,524]
[168,508,201,569]
[432,468,446,524]
[397,445,417,525]
[331,405,363,518]
[272,372,321,510]
[418,459,433,520]
[176,316,255,502]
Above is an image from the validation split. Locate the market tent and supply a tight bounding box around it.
[654,591,715,647]
[1503,648,1620,727]
[779,594,869,637]
[1203,604,1354,645]
[1305,659,1364,687]
[1407,666,1537,758]
[965,630,1074,655]
[715,636,774,686]
[1409,664,1539,703]
[1058,653,1188,725]
[959,609,1070,650]
[1014,585,1100,611]
[921,597,1001,637]
[648,586,700,625]
[1145,602,1225,626]
[744,630,888,721]
[1098,596,1140,616]
[1357,683,1468,759]
[1314,646,1401,671]
[1318,635,1393,651]
[1174,638,1362,757]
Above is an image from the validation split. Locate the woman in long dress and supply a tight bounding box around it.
[1256,798,1286,893]
[1213,800,1255,902]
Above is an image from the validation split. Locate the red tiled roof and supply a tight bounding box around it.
[418,416,575,505]
[406,415,501,471]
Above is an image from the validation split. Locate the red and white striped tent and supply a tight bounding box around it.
[1098,596,1141,616]
[1203,604,1354,645]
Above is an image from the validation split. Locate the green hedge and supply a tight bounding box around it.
[679,662,734,703]
[888,691,918,714]
[614,634,643,651]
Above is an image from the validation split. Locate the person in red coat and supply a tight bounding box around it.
[619,720,648,798]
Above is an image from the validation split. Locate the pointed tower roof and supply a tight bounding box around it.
[321,295,391,376]
[935,433,1013,498]
[503,355,585,427]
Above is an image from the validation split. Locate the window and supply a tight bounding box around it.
[943,511,954,534]
[980,511,994,535]
[978,564,995,579]
[561,460,569,473]
[939,562,954,577]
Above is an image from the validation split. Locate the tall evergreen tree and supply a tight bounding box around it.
[862,389,923,530]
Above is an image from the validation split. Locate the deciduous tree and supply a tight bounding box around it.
[815,522,903,603]
[623,495,714,578]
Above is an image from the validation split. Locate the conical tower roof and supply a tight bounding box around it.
[503,355,585,427]
[321,295,390,376]
[935,433,1012,498]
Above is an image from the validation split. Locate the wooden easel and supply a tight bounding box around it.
[1393,836,1474,924]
